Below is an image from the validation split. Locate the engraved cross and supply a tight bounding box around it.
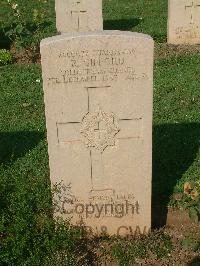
[56,86,143,192]
[94,121,107,140]
[71,1,87,30]
[185,1,200,24]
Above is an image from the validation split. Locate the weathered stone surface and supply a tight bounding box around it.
[55,0,103,33]
[41,31,154,236]
[168,0,200,44]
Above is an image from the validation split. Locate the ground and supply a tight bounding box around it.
[0,0,199,265]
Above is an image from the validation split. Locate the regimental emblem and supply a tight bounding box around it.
[80,108,120,152]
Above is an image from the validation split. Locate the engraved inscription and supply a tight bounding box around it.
[175,25,200,39]
[47,49,149,85]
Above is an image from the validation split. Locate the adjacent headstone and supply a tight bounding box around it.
[168,0,200,44]
[55,0,103,33]
[41,31,154,236]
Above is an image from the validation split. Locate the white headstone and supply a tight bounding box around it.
[55,0,103,33]
[168,0,200,44]
[41,31,154,236]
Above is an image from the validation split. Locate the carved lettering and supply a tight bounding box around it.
[46,49,149,85]
[175,25,200,39]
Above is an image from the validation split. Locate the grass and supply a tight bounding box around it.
[103,0,167,42]
[111,231,172,265]
[0,0,199,265]
[0,55,199,264]
[154,56,200,196]
[0,68,82,265]
[0,0,167,51]
[153,55,200,225]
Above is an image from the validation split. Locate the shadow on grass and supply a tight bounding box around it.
[104,18,141,31]
[0,131,45,164]
[0,28,11,49]
[0,131,45,221]
[152,123,200,228]
[152,33,167,43]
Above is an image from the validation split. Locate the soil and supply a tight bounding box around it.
[141,210,200,266]
[79,209,200,266]
[10,44,41,64]
[155,43,200,59]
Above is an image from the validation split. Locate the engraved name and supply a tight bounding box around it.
[47,49,148,85]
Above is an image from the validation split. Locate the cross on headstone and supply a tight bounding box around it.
[185,1,200,24]
[168,0,200,44]
[94,120,108,140]
[71,1,88,31]
[56,86,143,192]
[55,0,103,33]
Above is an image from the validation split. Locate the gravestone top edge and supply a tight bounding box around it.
[40,30,154,48]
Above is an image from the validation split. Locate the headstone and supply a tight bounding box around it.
[41,31,154,236]
[168,0,200,44]
[55,0,103,33]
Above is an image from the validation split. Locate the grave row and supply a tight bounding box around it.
[55,0,200,44]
